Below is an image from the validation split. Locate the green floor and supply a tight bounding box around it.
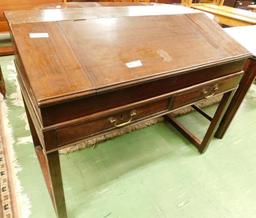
[1,55,256,218]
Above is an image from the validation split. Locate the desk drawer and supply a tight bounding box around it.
[56,98,170,146]
[170,71,243,109]
[54,71,243,148]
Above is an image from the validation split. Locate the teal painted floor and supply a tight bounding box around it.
[1,55,256,218]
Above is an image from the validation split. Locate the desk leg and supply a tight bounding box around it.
[165,90,234,153]
[198,91,234,153]
[215,58,256,139]
[24,102,68,218]
[45,151,68,218]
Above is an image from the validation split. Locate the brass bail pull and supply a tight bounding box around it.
[109,110,137,128]
[202,84,219,98]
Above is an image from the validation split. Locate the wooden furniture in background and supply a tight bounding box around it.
[191,3,256,26]
[0,33,15,97]
[248,4,256,11]
[234,0,255,9]
[0,66,6,98]
[181,0,224,7]
[194,0,256,8]
[181,0,256,26]
[0,46,14,57]
[6,5,252,218]
[182,0,256,8]
[223,0,237,6]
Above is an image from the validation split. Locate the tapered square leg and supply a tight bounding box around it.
[24,99,68,218]
[45,151,68,218]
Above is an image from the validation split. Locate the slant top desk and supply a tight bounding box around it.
[5,5,254,218]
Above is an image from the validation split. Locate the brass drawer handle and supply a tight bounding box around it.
[202,84,219,98]
[109,110,136,128]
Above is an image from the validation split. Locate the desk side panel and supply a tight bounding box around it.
[18,75,58,149]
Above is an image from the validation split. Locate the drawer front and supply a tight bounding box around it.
[49,71,243,150]
[170,71,243,109]
[55,98,170,147]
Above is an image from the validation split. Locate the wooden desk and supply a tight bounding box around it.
[192,3,256,26]
[6,6,252,218]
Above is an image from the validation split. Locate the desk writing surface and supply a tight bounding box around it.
[8,9,250,106]
[58,14,249,88]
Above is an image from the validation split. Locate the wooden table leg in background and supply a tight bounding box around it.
[0,66,6,98]
[215,58,256,139]
[24,100,68,218]
[0,46,15,57]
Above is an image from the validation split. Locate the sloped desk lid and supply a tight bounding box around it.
[7,9,251,106]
